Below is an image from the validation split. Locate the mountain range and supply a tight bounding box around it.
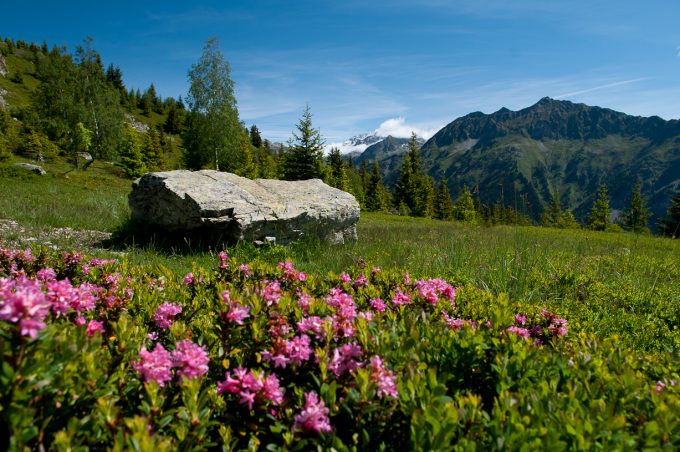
[352,97,680,224]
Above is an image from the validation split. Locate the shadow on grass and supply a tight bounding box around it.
[104,219,240,255]
[104,219,329,263]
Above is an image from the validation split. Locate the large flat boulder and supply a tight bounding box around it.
[129,170,360,244]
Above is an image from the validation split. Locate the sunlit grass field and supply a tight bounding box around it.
[1,159,679,352]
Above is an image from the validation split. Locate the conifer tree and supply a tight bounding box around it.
[365,161,386,212]
[660,190,680,238]
[249,125,263,148]
[588,184,612,231]
[433,180,454,220]
[327,147,349,191]
[540,190,563,227]
[621,181,650,233]
[454,186,478,223]
[119,128,146,178]
[281,105,325,180]
[394,133,432,217]
[142,127,163,171]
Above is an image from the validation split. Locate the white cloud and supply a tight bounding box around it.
[374,117,440,140]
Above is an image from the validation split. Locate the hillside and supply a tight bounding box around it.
[362,98,680,224]
[0,38,185,170]
[353,135,425,185]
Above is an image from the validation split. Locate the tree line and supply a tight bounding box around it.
[1,35,679,237]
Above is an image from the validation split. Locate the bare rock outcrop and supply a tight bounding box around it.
[129,170,360,244]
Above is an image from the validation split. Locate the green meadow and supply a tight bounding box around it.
[1,159,679,449]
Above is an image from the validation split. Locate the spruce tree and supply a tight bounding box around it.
[119,128,146,178]
[281,105,325,180]
[433,180,454,220]
[621,181,650,233]
[249,125,263,148]
[394,133,433,216]
[540,190,563,227]
[588,184,612,231]
[142,127,163,171]
[327,147,349,191]
[660,190,680,238]
[454,186,477,223]
[365,161,386,212]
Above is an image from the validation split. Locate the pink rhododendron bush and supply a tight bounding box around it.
[1,246,679,450]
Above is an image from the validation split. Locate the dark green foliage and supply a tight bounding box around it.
[453,186,478,223]
[621,181,650,233]
[393,133,434,217]
[540,190,580,229]
[365,161,387,212]
[281,105,325,180]
[118,128,146,178]
[162,103,184,135]
[433,179,454,220]
[141,127,163,171]
[588,184,612,231]
[660,190,680,238]
[249,124,262,148]
[0,108,19,159]
[19,129,60,160]
[327,147,349,192]
[182,37,242,171]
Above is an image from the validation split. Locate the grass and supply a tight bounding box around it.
[1,161,679,352]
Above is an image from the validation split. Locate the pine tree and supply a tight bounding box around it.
[163,104,184,135]
[365,162,386,212]
[540,190,563,227]
[588,184,612,231]
[454,186,477,223]
[327,147,349,191]
[621,181,650,233]
[119,128,146,178]
[660,190,680,238]
[281,105,325,180]
[249,125,263,148]
[394,133,433,217]
[433,180,454,220]
[142,127,163,171]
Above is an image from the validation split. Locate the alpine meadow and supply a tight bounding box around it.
[1,4,680,450]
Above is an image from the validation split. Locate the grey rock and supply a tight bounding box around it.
[77,152,93,162]
[129,170,360,244]
[0,55,7,77]
[124,113,149,133]
[14,163,46,175]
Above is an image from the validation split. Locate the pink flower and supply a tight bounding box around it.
[153,302,182,330]
[262,280,282,306]
[132,344,174,386]
[403,272,411,285]
[217,368,284,410]
[514,314,526,325]
[183,272,195,285]
[329,342,363,377]
[370,298,386,312]
[297,290,312,310]
[225,303,250,325]
[172,340,210,382]
[353,274,368,287]
[340,272,351,284]
[238,264,251,277]
[506,326,531,339]
[369,355,398,398]
[86,320,105,337]
[392,289,411,306]
[262,334,313,369]
[294,391,331,434]
[415,278,456,306]
[0,277,50,339]
[36,268,57,282]
[218,251,229,270]
[297,316,326,340]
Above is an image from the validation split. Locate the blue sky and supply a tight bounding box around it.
[2,0,680,147]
